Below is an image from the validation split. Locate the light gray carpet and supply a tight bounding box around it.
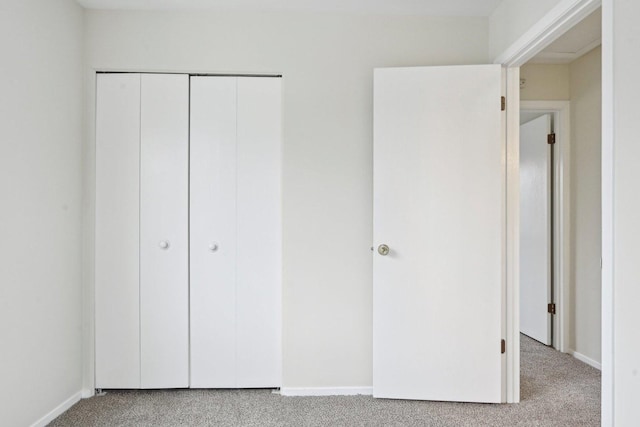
[50,335,600,426]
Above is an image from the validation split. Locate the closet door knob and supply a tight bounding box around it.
[159,240,170,250]
[209,243,219,252]
[377,244,390,256]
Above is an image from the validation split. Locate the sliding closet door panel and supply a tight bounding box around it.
[189,76,238,388]
[140,74,189,388]
[236,77,282,387]
[95,74,141,389]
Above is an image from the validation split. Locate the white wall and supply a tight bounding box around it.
[605,0,640,424]
[0,0,84,426]
[569,46,601,365]
[489,0,564,60]
[83,10,489,389]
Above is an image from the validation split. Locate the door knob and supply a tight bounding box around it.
[378,244,390,256]
[208,243,219,252]
[159,240,170,250]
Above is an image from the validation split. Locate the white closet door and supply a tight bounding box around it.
[190,76,282,388]
[140,74,189,388]
[95,73,141,389]
[190,76,238,388]
[236,77,282,387]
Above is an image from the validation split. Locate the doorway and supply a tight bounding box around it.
[498,0,605,409]
[520,110,555,348]
[518,2,602,388]
[519,103,571,352]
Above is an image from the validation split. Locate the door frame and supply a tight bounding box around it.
[494,0,602,406]
[520,102,571,353]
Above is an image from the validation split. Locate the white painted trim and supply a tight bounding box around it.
[280,387,373,397]
[82,69,98,397]
[494,0,602,67]
[520,101,571,355]
[600,0,613,425]
[30,392,81,427]
[505,67,521,403]
[82,388,95,398]
[573,38,602,58]
[569,350,602,370]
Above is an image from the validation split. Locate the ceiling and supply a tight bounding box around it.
[75,0,503,16]
[530,8,601,64]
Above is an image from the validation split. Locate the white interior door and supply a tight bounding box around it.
[190,76,282,388]
[140,73,189,388]
[373,65,504,403]
[95,73,141,389]
[519,114,552,345]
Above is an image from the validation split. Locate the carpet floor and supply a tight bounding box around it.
[50,335,600,426]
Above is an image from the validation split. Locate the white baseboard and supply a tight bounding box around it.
[82,388,95,398]
[31,391,82,427]
[280,387,373,397]
[569,350,602,370]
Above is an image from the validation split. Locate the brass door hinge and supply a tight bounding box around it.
[548,303,556,315]
[548,133,556,144]
[501,339,506,354]
[501,96,506,111]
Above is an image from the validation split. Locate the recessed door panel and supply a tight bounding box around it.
[140,73,189,389]
[189,76,238,388]
[236,77,282,387]
[95,73,141,389]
